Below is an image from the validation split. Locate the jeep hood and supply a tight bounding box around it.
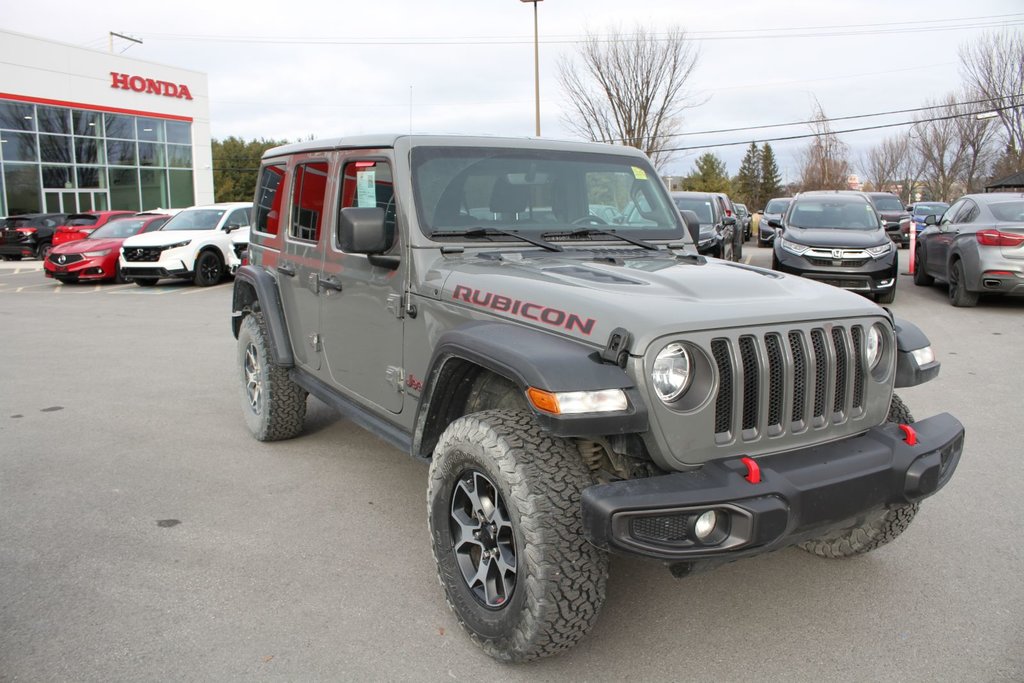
[432,249,885,350]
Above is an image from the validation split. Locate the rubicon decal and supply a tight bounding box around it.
[110,72,193,100]
[452,285,595,335]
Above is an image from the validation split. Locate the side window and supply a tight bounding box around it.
[254,164,286,235]
[289,161,329,243]
[228,207,250,227]
[940,199,964,226]
[956,200,980,224]
[339,160,396,249]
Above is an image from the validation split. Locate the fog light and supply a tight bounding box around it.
[694,510,718,541]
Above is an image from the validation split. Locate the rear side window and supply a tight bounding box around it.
[254,164,286,235]
[954,200,979,224]
[289,162,329,242]
[340,160,396,249]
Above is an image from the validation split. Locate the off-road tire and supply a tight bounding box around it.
[238,313,307,441]
[798,393,919,559]
[194,250,223,287]
[134,277,158,287]
[428,410,608,662]
[948,259,979,307]
[913,249,934,286]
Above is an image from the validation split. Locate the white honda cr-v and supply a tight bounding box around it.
[119,202,252,287]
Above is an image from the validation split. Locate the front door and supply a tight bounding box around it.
[276,158,331,371]
[318,157,404,414]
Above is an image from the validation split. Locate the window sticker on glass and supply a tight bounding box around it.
[357,171,377,207]
[631,166,648,180]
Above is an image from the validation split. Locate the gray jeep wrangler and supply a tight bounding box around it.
[231,135,964,662]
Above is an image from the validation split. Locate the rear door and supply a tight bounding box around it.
[318,156,405,414]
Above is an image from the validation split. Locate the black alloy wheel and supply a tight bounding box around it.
[194,251,223,287]
[948,259,979,307]
[449,469,518,609]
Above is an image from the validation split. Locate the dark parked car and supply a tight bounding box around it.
[770,191,898,303]
[866,192,913,248]
[670,191,739,260]
[734,202,751,241]
[758,197,791,246]
[913,192,1024,307]
[0,213,69,260]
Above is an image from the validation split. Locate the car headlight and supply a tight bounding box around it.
[652,342,692,403]
[866,324,886,369]
[165,240,192,249]
[779,238,809,256]
[82,249,111,257]
[866,242,892,258]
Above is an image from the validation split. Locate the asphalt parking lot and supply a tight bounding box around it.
[2,247,1022,682]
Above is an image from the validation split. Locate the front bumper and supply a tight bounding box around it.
[773,247,897,293]
[45,254,116,281]
[582,412,964,564]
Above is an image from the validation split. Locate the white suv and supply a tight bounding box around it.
[120,202,252,287]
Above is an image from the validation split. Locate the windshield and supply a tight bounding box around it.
[411,146,684,241]
[764,198,791,214]
[673,197,715,224]
[913,203,948,216]
[161,209,225,231]
[788,199,879,230]
[990,201,1024,222]
[90,218,149,239]
[872,195,905,212]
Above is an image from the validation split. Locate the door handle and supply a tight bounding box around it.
[319,275,343,292]
[277,264,296,277]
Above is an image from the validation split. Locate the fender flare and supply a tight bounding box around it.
[893,317,940,387]
[412,321,647,459]
[231,265,295,367]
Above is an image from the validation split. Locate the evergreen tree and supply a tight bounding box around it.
[735,142,762,207]
[681,152,732,193]
[212,137,289,202]
[759,143,782,204]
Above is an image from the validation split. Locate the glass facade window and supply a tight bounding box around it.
[2,99,194,214]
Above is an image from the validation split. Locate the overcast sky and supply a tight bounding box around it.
[5,1,1023,185]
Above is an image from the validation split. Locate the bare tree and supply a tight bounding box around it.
[912,95,968,202]
[558,25,701,169]
[959,30,1024,164]
[860,135,907,193]
[954,89,998,192]
[797,99,851,190]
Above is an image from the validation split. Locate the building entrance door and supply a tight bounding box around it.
[43,190,109,214]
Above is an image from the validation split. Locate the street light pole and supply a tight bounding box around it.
[521,0,542,137]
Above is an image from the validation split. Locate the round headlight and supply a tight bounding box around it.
[866,324,885,369]
[652,342,692,403]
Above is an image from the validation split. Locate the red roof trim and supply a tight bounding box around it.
[0,92,193,123]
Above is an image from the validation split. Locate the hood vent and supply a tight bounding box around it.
[546,265,643,285]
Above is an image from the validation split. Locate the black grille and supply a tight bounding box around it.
[711,340,732,435]
[739,336,759,431]
[712,325,867,437]
[806,257,868,268]
[123,246,162,262]
[122,267,164,277]
[48,253,84,265]
[631,514,691,543]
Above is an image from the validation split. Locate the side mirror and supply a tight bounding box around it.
[223,223,241,233]
[723,216,737,227]
[678,209,701,245]
[767,218,782,229]
[924,215,937,226]
[339,207,388,254]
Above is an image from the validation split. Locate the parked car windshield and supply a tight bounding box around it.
[764,198,791,214]
[788,199,879,230]
[161,209,226,231]
[913,203,948,216]
[872,195,905,212]
[411,146,683,239]
[90,218,149,239]
[673,197,715,224]
[989,201,1024,222]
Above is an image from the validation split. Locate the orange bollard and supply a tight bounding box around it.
[908,220,916,275]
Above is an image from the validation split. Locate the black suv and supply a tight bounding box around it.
[770,191,898,303]
[866,192,913,248]
[0,213,68,260]
[670,191,740,260]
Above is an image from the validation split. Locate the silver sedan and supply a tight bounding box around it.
[914,192,1024,306]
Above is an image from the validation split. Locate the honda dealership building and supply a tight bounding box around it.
[0,30,214,216]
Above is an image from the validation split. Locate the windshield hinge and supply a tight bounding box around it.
[601,327,632,367]
[385,366,406,393]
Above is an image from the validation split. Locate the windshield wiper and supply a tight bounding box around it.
[543,228,658,251]
[430,227,562,252]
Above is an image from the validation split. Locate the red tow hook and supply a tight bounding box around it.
[898,424,918,446]
[740,456,761,484]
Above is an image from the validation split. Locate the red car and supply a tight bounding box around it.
[51,211,137,247]
[45,213,170,283]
